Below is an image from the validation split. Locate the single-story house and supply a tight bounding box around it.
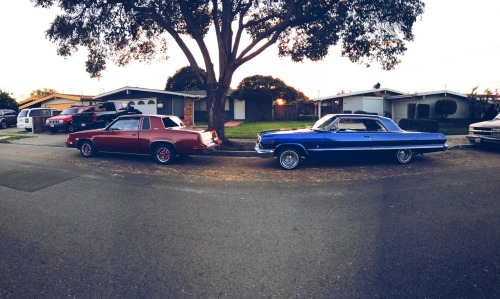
[18,93,95,110]
[314,88,470,123]
[93,87,246,125]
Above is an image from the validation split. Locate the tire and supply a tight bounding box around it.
[79,140,96,158]
[0,121,7,129]
[66,123,75,133]
[395,149,413,164]
[153,143,176,165]
[278,147,302,170]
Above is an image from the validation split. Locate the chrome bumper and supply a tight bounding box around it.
[255,143,275,158]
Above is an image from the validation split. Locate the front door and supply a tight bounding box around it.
[234,99,245,120]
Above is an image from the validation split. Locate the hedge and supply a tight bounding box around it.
[399,118,439,132]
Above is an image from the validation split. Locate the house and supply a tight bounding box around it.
[18,93,95,110]
[314,88,469,123]
[94,87,246,125]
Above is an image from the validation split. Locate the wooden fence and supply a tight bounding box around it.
[273,103,315,121]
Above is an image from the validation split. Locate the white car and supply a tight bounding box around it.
[17,108,59,131]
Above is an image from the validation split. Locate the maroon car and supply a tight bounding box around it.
[65,115,221,164]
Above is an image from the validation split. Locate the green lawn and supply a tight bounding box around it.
[224,121,314,139]
[221,120,469,139]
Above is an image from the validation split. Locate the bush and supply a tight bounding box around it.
[417,104,430,118]
[435,99,457,118]
[399,118,439,132]
[298,114,318,121]
[407,103,416,119]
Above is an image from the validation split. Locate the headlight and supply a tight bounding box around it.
[492,128,500,132]
[59,120,64,124]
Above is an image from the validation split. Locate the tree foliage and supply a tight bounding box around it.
[0,90,18,111]
[32,0,425,140]
[165,66,207,92]
[232,75,307,104]
[29,88,58,98]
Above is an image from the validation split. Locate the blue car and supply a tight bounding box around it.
[255,114,448,170]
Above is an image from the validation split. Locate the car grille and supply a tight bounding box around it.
[47,120,60,124]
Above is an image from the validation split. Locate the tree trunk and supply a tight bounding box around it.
[206,87,228,142]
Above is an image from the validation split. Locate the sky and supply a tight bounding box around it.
[1,0,499,101]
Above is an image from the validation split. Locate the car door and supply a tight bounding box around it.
[93,117,141,153]
[321,117,374,155]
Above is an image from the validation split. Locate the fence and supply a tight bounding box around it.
[273,103,315,121]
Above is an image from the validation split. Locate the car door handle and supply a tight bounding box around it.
[364,136,371,139]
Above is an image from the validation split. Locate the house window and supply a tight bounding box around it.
[138,101,145,105]
[148,100,155,104]
[128,101,135,106]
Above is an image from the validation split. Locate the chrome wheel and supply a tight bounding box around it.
[278,148,301,170]
[154,144,176,165]
[396,149,413,164]
[80,141,96,158]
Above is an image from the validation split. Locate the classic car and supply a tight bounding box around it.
[255,114,448,170]
[466,112,500,145]
[66,114,221,164]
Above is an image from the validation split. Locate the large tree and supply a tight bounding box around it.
[32,0,425,140]
[232,75,308,121]
[29,88,58,98]
[0,90,18,111]
[165,66,207,92]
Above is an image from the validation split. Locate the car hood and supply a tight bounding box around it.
[260,128,313,137]
[470,118,500,128]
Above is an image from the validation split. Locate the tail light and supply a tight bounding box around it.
[92,114,97,121]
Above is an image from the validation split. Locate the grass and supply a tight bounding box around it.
[224,121,313,139]
[0,134,32,142]
[218,120,469,138]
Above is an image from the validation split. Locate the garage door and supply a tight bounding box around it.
[116,99,157,115]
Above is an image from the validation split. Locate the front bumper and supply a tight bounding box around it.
[466,134,500,144]
[255,142,275,158]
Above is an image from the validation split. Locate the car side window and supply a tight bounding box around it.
[141,117,151,131]
[337,118,387,132]
[109,118,140,131]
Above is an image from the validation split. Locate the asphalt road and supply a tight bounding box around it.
[0,142,499,298]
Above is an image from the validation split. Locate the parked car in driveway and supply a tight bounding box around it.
[17,108,59,131]
[255,114,448,170]
[0,109,17,129]
[45,106,94,133]
[66,114,221,164]
[467,112,500,145]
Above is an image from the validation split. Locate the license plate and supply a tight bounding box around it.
[81,123,86,127]
[475,138,481,143]
[50,124,54,127]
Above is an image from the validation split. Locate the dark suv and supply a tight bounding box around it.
[0,109,17,129]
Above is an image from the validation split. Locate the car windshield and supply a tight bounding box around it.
[18,109,28,117]
[494,113,500,120]
[61,108,80,115]
[312,115,336,130]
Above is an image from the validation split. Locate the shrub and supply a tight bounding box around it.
[417,104,430,118]
[407,103,416,119]
[435,99,457,118]
[399,118,439,132]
